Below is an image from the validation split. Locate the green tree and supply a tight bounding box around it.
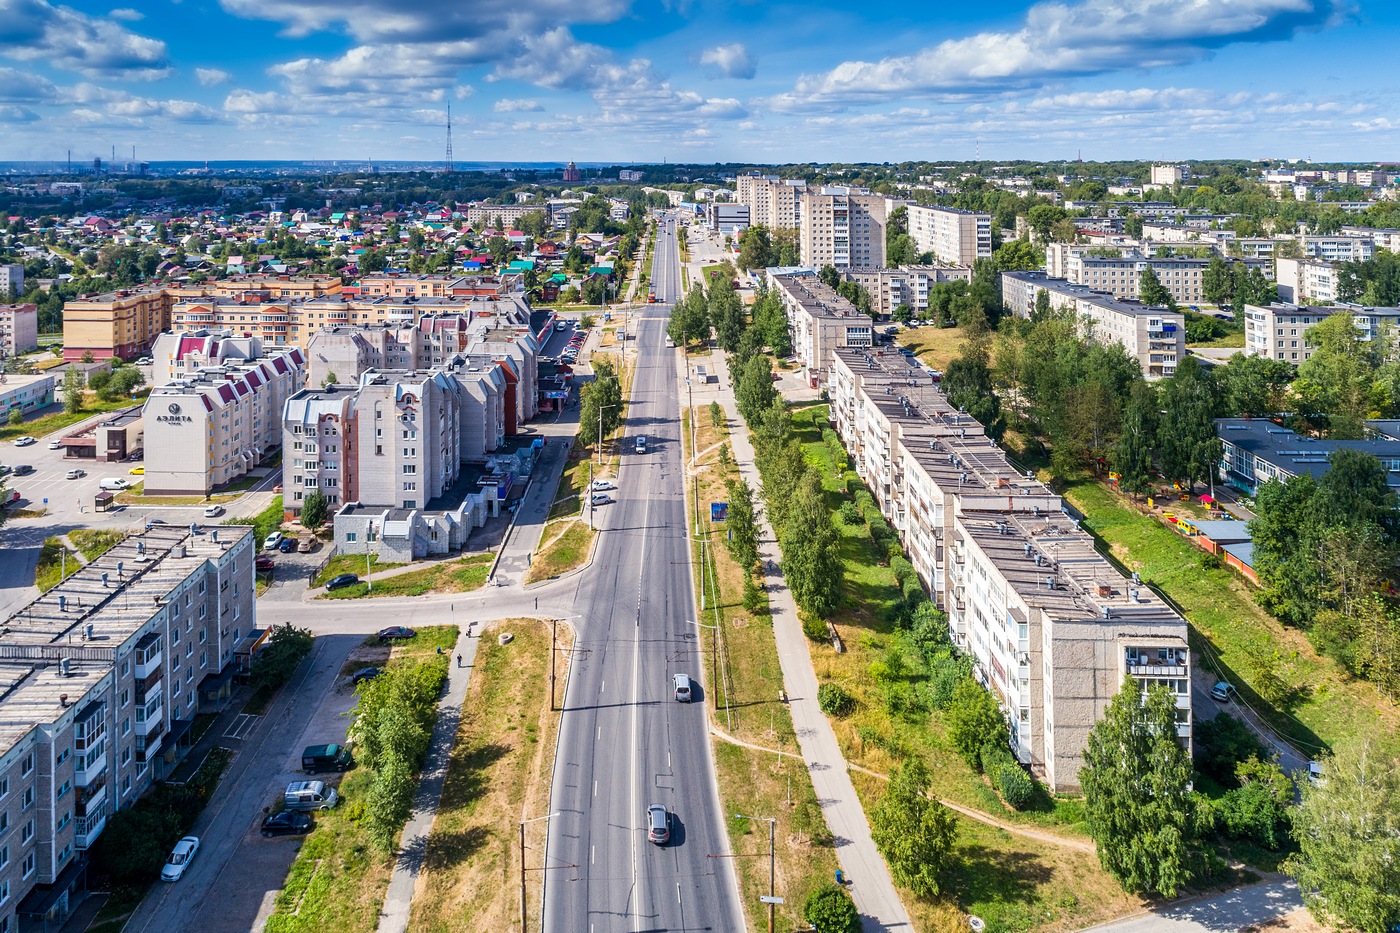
[708,275,746,352]
[1138,266,1176,309]
[1286,739,1400,933]
[1202,255,1235,307]
[5,408,20,427]
[1235,264,1278,308]
[804,883,861,933]
[1112,382,1159,496]
[1027,204,1066,241]
[750,286,792,357]
[945,678,1007,768]
[735,354,779,424]
[1216,354,1293,417]
[578,359,624,446]
[1032,288,1052,322]
[780,473,842,618]
[942,353,1005,442]
[301,490,328,529]
[1216,757,1293,849]
[363,753,415,852]
[1157,356,1222,492]
[737,224,772,271]
[724,478,759,573]
[62,366,85,413]
[869,758,958,898]
[1295,313,1385,438]
[249,623,314,694]
[1081,677,1198,897]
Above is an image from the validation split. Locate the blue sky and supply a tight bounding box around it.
[0,0,1394,164]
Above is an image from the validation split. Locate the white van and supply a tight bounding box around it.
[283,780,339,811]
[99,477,130,491]
[673,673,692,702]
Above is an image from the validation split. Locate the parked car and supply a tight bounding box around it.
[555,320,569,331]
[302,744,354,773]
[1210,681,1237,702]
[48,440,62,450]
[203,504,225,518]
[12,436,35,447]
[135,356,153,365]
[278,536,297,553]
[99,477,130,491]
[591,479,617,491]
[161,836,200,881]
[647,804,671,844]
[0,465,8,476]
[260,811,313,837]
[255,556,275,572]
[351,667,382,685]
[283,781,339,812]
[11,464,33,476]
[2,490,20,508]
[263,531,284,550]
[325,573,359,591]
[65,469,85,480]
[377,626,416,642]
[591,493,612,506]
[297,536,319,553]
[128,466,145,475]
[1308,760,1325,786]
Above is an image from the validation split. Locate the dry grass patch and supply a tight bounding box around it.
[895,325,993,374]
[524,520,594,583]
[408,619,570,933]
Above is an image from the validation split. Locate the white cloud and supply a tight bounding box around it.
[785,0,1345,108]
[109,7,142,20]
[0,66,58,103]
[0,103,39,122]
[218,0,628,42]
[195,67,232,86]
[494,98,543,112]
[699,43,755,80]
[0,0,170,79]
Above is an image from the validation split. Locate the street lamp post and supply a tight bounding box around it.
[689,618,719,712]
[735,813,778,933]
[518,811,558,933]
[364,520,375,593]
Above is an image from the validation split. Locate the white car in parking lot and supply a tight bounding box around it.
[65,469,85,480]
[264,531,284,550]
[12,436,35,447]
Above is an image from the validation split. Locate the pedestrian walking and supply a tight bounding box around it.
[456,653,463,668]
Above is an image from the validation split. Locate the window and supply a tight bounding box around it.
[20,789,31,811]
[0,880,8,907]
[122,718,131,736]
[19,756,31,778]
[22,851,33,879]
[56,781,69,800]
[0,777,7,798]
[20,822,32,845]
[0,845,8,869]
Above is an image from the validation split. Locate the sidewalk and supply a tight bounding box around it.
[376,623,484,933]
[700,351,914,932]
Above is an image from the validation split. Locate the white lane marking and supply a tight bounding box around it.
[629,469,655,933]
[593,780,598,797]
[600,680,605,694]
[597,725,602,740]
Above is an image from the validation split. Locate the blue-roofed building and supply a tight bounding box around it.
[1216,418,1400,494]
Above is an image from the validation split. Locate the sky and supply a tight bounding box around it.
[0,0,1396,165]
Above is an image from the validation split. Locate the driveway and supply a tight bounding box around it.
[1079,877,1305,932]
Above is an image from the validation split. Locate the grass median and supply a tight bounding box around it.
[682,403,840,931]
[407,619,568,931]
[321,553,493,599]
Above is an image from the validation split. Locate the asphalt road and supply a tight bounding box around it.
[542,216,745,932]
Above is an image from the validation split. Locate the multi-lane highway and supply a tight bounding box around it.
[542,217,745,931]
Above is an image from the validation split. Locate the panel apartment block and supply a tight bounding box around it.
[766,272,873,385]
[906,205,992,266]
[798,187,888,269]
[0,524,254,930]
[0,304,38,357]
[1242,301,1400,362]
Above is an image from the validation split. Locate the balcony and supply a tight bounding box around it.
[135,632,163,680]
[75,806,108,850]
[134,670,162,705]
[76,779,106,818]
[135,723,165,762]
[74,747,106,787]
[136,704,164,736]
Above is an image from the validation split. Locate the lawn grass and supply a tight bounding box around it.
[0,394,142,443]
[223,494,284,545]
[523,520,593,583]
[68,528,125,561]
[323,553,493,599]
[313,554,404,587]
[266,626,459,933]
[408,619,567,932]
[1063,478,1400,757]
[895,325,991,374]
[34,537,80,592]
[682,404,841,931]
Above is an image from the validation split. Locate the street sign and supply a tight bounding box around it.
[759,896,784,905]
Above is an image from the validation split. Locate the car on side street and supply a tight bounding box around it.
[591,493,612,506]
[377,626,416,642]
[12,436,35,447]
[203,504,225,518]
[325,573,359,591]
[99,477,130,491]
[11,465,33,476]
[48,440,62,450]
[260,811,313,837]
[1210,681,1237,702]
[161,836,200,881]
[591,479,617,491]
[278,537,297,553]
[128,466,145,475]
[298,536,319,552]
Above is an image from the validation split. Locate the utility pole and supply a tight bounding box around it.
[550,616,557,711]
[735,813,779,933]
[518,812,557,933]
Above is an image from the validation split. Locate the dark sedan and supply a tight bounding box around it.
[377,626,417,642]
[278,537,297,553]
[325,573,360,591]
[260,811,313,837]
[351,667,382,685]
[255,556,275,572]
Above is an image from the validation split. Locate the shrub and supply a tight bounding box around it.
[837,501,861,526]
[946,679,1008,768]
[802,616,829,641]
[818,682,856,717]
[804,883,861,933]
[742,576,766,613]
[997,764,1036,809]
[249,623,314,694]
[1194,712,1268,786]
[929,653,970,710]
[980,741,1016,777]
[890,555,915,584]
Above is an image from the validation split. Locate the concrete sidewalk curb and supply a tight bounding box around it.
[522,517,602,589]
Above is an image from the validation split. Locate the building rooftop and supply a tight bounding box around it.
[1218,417,1400,489]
